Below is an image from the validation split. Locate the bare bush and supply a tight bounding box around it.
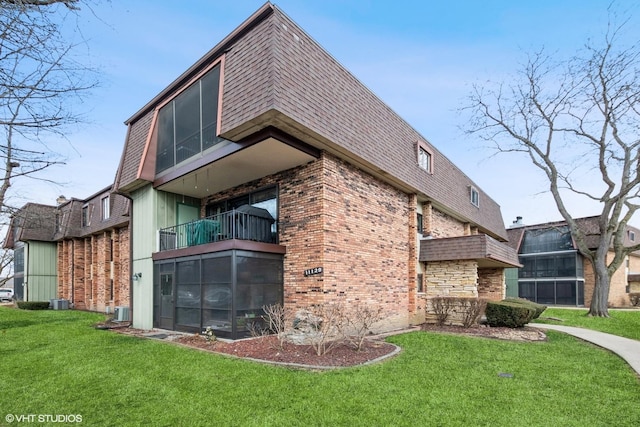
[339,301,386,351]
[459,298,487,328]
[257,303,294,350]
[431,297,455,326]
[297,303,345,356]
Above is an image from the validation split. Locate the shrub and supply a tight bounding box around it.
[630,293,640,307]
[431,297,456,326]
[503,298,547,319]
[16,301,50,310]
[485,301,536,328]
[459,298,487,328]
[339,301,386,351]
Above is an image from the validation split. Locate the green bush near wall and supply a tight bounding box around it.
[16,301,50,310]
[485,301,536,328]
[503,297,547,319]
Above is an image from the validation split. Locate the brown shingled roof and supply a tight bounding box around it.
[4,203,57,248]
[115,3,509,240]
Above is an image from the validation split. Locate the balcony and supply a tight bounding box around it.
[158,206,276,252]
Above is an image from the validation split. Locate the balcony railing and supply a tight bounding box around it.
[158,208,276,251]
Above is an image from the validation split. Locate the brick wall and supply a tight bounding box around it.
[608,252,630,307]
[56,226,130,313]
[203,151,413,332]
[477,268,505,301]
[429,206,466,238]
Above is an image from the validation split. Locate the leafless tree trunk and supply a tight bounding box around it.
[464,11,640,317]
[0,0,96,280]
[0,0,96,213]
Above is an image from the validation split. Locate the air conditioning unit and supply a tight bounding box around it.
[159,230,177,251]
[114,306,130,322]
[52,299,69,310]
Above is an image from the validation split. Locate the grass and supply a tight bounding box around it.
[534,308,640,340]
[1,307,639,426]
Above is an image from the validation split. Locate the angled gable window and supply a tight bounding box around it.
[156,64,224,174]
[417,141,433,174]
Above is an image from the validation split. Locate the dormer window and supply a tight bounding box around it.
[470,187,479,207]
[417,141,433,173]
[629,230,635,242]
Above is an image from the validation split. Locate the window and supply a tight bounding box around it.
[101,196,110,221]
[417,141,433,173]
[629,230,635,242]
[470,187,479,207]
[82,205,91,227]
[417,273,424,293]
[156,65,224,173]
[417,213,423,234]
[206,186,278,239]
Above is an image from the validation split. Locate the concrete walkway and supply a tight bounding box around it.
[530,324,640,376]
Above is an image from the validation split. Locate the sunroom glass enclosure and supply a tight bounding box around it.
[153,250,283,339]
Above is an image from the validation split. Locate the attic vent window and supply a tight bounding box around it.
[470,187,479,207]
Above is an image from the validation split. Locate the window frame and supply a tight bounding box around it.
[154,59,225,175]
[101,196,110,221]
[416,141,433,174]
[470,186,480,208]
[81,204,92,227]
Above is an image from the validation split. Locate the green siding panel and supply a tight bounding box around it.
[25,241,57,301]
[505,268,519,298]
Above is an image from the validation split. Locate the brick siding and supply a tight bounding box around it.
[57,226,130,312]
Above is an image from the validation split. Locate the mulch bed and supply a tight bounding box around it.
[102,322,547,369]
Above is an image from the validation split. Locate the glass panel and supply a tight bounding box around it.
[174,83,201,164]
[519,257,535,278]
[556,280,577,305]
[160,273,174,318]
[536,282,555,305]
[201,66,223,150]
[156,104,175,173]
[535,256,555,278]
[578,281,585,305]
[520,227,574,253]
[176,308,200,327]
[202,309,231,332]
[518,281,536,301]
[176,284,200,308]
[555,254,577,277]
[177,259,200,284]
[202,256,232,283]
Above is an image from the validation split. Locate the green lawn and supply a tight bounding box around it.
[534,308,640,340]
[1,307,639,426]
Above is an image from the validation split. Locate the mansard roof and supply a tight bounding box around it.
[115,2,509,240]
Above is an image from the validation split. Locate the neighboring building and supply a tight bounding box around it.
[3,188,130,311]
[114,3,519,338]
[54,187,131,313]
[506,216,640,307]
[3,203,58,301]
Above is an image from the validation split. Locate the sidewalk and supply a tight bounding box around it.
[530,323,640,376]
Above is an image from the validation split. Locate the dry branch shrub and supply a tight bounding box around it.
[339,301,386,351]
[459,298,487,328]
[431,297,456,326]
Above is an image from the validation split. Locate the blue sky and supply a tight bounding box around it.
[15,0,640,227]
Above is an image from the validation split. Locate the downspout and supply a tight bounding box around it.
[24,241,29,302]
[70,240,74,304]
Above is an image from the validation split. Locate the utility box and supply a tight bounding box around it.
[114,306,130,322]
[52,299,69,310]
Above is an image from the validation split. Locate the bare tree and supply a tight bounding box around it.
[0,0,96,214]
[464,11,640,317]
